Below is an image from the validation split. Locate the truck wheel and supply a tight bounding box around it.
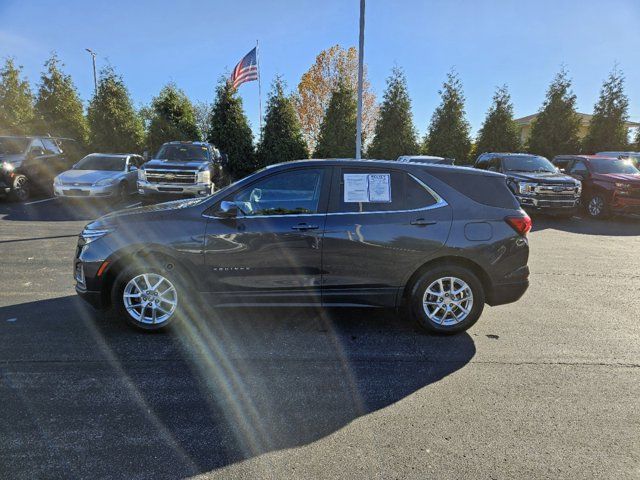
[112,264,188,332]
[9,175,31,202]
[409,265,485,334]
[586,194,610,219]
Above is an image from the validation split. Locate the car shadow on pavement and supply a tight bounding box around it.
[0,296,475,479]
[0,196,139,222]
[530,213,640,236]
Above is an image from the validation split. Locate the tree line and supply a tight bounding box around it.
[1,47,638,181]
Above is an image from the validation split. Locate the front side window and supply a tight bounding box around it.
[42,138,61,155]
[231,168,325,216]
[569,160,589,175]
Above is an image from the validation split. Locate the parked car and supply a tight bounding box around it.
[474,152,581,216]
[596,151,640,169]
[75,159,530,334]
[53,153,144,200]
[137,141,225,202]
[0,135,81,201]
[552,155,640,218]
[397,155,455,165]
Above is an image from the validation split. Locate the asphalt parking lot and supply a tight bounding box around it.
[0,196,639,480]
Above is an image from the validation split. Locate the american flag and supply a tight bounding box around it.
[230,47,259,90]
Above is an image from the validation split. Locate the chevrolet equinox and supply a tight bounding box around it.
[75,159,531,334]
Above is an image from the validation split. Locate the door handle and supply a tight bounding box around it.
[410,218,436,226]
[291,223,319,231]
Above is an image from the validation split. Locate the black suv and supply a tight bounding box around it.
[0,135,82,201]
[474,152,581,216]
[75,159,530,334]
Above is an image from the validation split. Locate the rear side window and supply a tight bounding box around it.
[426,169,519,209]
[405,174,437,209]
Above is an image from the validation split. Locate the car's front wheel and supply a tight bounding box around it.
[9,175,31,202]
[586,194,609,219]
[112,265,185,331]
[409,265,485,334]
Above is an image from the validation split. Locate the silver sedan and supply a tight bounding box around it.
[53,153,143,200]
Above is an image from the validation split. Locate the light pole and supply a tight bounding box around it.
[355,0,365,160]
[85,48,97,94]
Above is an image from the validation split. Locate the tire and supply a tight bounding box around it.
[111,262,188,332]
[9,175,31,202]
[117,182,128,202]
[585,194,609,219]
[409,265,485,334]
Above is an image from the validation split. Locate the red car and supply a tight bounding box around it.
[553,155,640,218]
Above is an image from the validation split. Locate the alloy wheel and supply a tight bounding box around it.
[123,273,178,325]
[422,276,474,326]
[588,196,604,217]
[14,176,30,201]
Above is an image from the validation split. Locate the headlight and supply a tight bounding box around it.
[54,176,63,186]
[575,182,582,194]
[93,177,116,186]
[517,182,537,194]
[80,227,115,245]
[615,182,631,189]
[2,161,15,172]
[197,169,211,184]
[138,169,147,182]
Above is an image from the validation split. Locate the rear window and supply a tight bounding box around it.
[425,169,519,209]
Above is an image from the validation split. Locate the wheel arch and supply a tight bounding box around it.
[401,255,492,304]
[100,248,194,308]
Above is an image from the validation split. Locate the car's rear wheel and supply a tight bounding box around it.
[586,194,609,219]
[409,265,485,334]
[112,265,186,331]
[9,175,30,202]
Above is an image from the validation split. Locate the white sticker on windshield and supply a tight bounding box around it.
[343,173,391,203]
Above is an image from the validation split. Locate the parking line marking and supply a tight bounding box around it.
[6,318,17,322]
[125,202,141,208]
[23,197,56,206]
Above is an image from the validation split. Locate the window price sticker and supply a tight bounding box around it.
[344,173,391,203]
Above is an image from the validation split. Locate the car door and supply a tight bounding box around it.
[203,166,330,306]
[321,166,452,307]
[567,160,590,199]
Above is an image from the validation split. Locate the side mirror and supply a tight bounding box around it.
[128,164,138,172]
[217,200,238,218]
[30,146,45,157]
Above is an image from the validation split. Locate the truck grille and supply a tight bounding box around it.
[145,169,198,185]
[535,184,578,196]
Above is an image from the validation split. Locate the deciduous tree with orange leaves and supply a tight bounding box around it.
[295,45,377,155]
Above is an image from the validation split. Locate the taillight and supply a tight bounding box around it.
[505,215,532,236]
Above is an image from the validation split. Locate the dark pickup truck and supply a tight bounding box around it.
[474,153,581,216]
[137,141,226,202]
[0,135,81,201]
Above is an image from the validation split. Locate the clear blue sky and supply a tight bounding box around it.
[1,0,639,139]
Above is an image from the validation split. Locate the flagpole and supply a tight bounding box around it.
[256,39,263,138]
[355,0,365,159]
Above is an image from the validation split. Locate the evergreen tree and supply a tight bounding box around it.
[313,81,357,158]
[207,78,255,178]
[583,67,630,153]
[527,69,581,159]
[475,85,521,155]
[34,53,88,144]
[422,70,471,163]
[146,83,200,155]
[257,77,308,167]
[0,58,35,135]
[367,67,419,159]
[635,127,640,151]
[87,66,144,153]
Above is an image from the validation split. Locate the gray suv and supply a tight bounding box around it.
[75,159,530,334]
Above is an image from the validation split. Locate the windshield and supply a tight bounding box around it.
[155,144,209,162]
[590,159,640,175]
[502,155,556,173]
[74,155,126,171]
[0,137,29,155]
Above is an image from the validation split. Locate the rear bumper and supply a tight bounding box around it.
[137,180,212,197]
[486,279,529,306]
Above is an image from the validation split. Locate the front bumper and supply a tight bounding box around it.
[137,180,212,197]
[54,183,117,198]
[516,195,580,210]
[611,195,640,213]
